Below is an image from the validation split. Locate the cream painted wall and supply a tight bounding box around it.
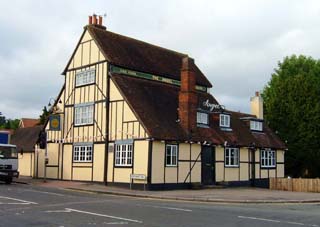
[133,141,149,184]
[165,168,177,183]
[62,145,72,180]
[113,168,132,183]
[73,168,92,181]
[68,30,105,71]
[18,153,34,177]
[93,144,105,182]
[151,141,164,184]
[215,162,224,182]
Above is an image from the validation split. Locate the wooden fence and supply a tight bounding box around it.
[269,178,320,193]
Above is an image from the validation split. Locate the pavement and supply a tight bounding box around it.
[15,176,320,204]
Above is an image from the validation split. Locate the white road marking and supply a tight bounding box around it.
[103,222,128,225]
[65,208,143,223]
[238,216,280,223]
[149,205,192,212]
[44,210,72,213]
[0,196,38,205]
[287,222,305,226]
[0,202,31,205]
[238,216,319,227]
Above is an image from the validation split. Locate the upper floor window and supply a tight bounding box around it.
[261,149,275,168]
[73,144,93,162]
[75,103,94,126]
[225,147,239,167]
[220,114,230,128]
[166,144,178,166]
[75,69,95,87]
[250,120,263,131]
[197,112,209,125]
[115,143,133,167]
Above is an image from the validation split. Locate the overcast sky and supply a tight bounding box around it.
[1,0,320,119]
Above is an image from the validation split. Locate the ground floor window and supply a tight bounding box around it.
[166,144,178,166]
[73,144,93,162]
[261,149,276,168]
[115,143,133,167]
[225,147,239,167]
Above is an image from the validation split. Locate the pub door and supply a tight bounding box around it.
[201,146,215,185]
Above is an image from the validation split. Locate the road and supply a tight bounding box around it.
[0,182,319,227]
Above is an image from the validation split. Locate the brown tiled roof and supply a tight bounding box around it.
[112,73,286,149]
[112,73,220,143]
[20,118,39,128]
[11,125,43,152]
[85,26,212,87]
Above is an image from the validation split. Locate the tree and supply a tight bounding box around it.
[0,113,5,129]
[262,55,320,178]
[39,106,50,125]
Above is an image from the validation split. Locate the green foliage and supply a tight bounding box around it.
[39,106,50,125]
[262,55,320,177]
[0,113,20,130]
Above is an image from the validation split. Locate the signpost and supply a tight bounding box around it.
[130,174,147,191]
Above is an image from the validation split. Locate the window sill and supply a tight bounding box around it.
[225,165,239,168]
[165,165,177,167]
[73,161,93,163]
[114,165,133,168]
[220,127,232,132]
[261,166,276,169]
[75,82,95,88]
[197,124,209,128]
[251,129,264,133]
[74,123,94,127]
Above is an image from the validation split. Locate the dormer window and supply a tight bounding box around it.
[220,114,230,128]
[197,112,208,125]
[250,120,263,131]
[76,69,95,87]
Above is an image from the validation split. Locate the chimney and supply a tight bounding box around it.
[179,57,197,133]
[250,91,263,119]
[87,14,106,30]
[98,16,103,25]
[92,14,98,24]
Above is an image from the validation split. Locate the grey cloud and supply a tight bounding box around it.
[1,0,320,119]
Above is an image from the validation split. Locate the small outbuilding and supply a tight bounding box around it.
[11,125,43,177]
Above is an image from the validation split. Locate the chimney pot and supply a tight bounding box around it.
[89,16,92,25]
[92,14,97,24]
[98,16,103,25]
[255,91,260,97]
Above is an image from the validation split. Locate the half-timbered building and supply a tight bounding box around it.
[42,15,286,189]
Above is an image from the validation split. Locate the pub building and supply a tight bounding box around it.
[42,15,286,190]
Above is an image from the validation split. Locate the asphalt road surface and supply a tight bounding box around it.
[0,182,320,227]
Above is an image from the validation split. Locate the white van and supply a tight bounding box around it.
[0,143,19,184]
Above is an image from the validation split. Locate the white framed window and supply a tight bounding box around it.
[73,144,92,162]
[75,103,94,126]
[197,112,209,125]
[225,147,239,167]
[166,144,178,166]
[220,114,230,127]
[250,120,263,131]
[115,143,133,167]
[75,69,95,87]
[261,149,276,168]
